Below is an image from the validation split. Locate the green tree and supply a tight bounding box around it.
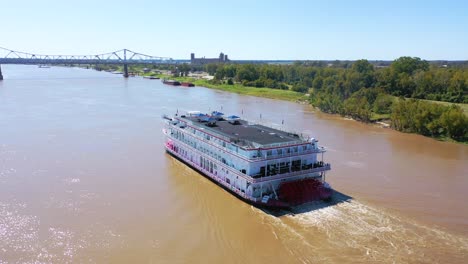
[440,106,468,140]
[447,71,467,102]
[392,57,429,75]
[351,59,375,88]
[214,67,225,80]
[224,64,237,78]
[291,84,308,93]
[343,95,372,122]
[236,64,259,82]
[205,64,218,75]
[178,63,190,77]
[373,93,394,114]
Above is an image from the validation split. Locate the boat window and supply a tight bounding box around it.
[267,150,272,157]
[277,149,283,155]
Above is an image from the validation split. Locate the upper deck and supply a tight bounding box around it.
[176,112,308,149]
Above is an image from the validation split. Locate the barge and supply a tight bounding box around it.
[162,79,181,86]
[181,82,195,87]
[144,76,160,79]
[162,111,332,209]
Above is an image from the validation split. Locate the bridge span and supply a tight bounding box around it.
[0,47,176,79]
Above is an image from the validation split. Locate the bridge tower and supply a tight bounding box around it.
[123,49,129,78]
[0,65,3,80]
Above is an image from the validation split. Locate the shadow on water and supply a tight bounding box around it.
[262,191,353,217]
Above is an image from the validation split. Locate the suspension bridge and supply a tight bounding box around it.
[0,47,176,79]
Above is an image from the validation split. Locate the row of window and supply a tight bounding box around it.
[200,156,217,174]
[176,124,312,160]
[172,128,245,173]
[265,145,309,157]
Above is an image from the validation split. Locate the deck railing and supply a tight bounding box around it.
[251,163,331,184]
[166,133,254,183]
[166,131,331,184]
[169,124,325,162]
[250,147,326,161]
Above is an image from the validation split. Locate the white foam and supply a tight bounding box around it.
[284,200,468,262]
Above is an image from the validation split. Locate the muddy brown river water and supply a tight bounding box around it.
[0,65,467,263]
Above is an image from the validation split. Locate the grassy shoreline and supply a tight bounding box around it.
[154,74,307,102]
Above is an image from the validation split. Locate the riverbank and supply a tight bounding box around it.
[152,73,389,121]
[87,63,466,144]
[151,73,467,144]
[153,74,306,102]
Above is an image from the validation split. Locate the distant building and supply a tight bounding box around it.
[191,52,230,64]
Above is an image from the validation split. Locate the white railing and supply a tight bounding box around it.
[249,120,307,139]
[167,132,331,185]
[166,133,254,183]
[254,140,303,150]
[252,163,331,184]
[250,147,326,161]
[175,117,232,142]
[165,143,258,202]
[170,124,325,163]
[170,125,245,161]
[176,116,316,150]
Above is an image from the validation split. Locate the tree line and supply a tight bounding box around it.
[192,57,467,142]
[123,57,468,142]
[202,57,467,104]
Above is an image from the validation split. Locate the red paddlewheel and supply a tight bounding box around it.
[278,178,332,206]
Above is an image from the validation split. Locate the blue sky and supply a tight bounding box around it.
[1,0,467,60]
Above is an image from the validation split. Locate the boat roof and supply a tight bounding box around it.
[177,114,306,148]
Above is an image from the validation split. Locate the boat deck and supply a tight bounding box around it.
[179,116,304,147]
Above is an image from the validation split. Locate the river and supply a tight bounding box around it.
[0,65,467,263]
